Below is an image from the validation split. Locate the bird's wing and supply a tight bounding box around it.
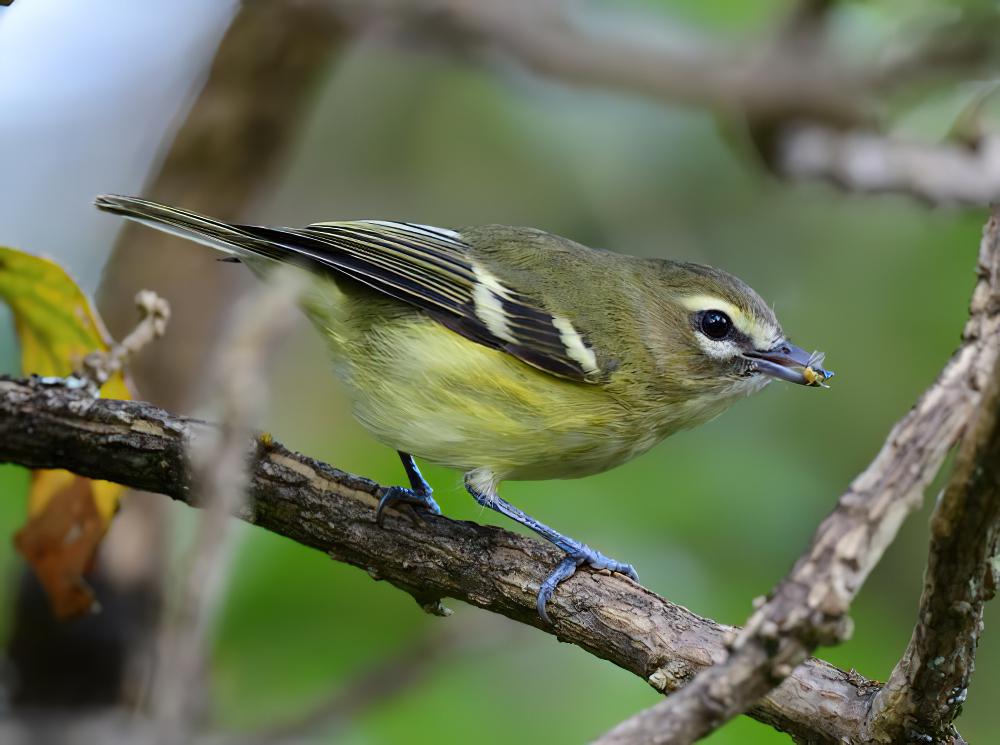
[257,220,603,382]
[94,195,602,382]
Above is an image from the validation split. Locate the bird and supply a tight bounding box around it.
[94,194,833,621]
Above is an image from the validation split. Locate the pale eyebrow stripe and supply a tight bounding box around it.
[679,294,744,323]
[679,294,777,349]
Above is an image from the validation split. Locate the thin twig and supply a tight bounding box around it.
[593,209,1000,745]
[149,270,306,742]
[78,290,170,388]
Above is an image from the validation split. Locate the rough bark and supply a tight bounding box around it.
[864,278,1000,740]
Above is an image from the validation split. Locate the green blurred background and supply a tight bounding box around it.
[0,0,996,742]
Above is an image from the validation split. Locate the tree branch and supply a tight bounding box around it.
[864,261,1000,740]
[594,209,1000,744]
[375,0,1000,205]
[382,0,870,123]
[0,376,875,744]
[778,128,1000,207]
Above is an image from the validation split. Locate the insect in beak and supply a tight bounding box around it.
[744,342,834,387]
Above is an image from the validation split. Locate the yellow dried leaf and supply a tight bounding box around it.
[0,247,132,618]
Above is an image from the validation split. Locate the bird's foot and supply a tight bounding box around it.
[375,485,441,526]
[462,479,640,623]
[537,543,639,623]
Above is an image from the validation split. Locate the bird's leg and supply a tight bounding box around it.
[375,452,442,525]
[464,476,639,623]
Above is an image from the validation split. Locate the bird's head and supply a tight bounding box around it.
[656,262,833,399]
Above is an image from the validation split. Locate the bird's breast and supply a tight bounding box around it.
[322,305,682,481]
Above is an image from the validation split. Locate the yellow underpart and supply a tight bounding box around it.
[308,281,656,481]
[347,321,646,480]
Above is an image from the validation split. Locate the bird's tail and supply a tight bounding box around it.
[94,194,277,262]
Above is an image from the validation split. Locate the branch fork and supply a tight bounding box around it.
[79,289,170,390]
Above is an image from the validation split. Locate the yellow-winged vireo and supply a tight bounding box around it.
[95,195,833,621]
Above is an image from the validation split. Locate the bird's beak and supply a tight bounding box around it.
[744,341,834,387]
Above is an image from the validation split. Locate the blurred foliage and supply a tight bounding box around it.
[2,1,1000,743]
[0,247,130,618]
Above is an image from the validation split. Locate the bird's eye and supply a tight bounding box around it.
[700,310,733,340]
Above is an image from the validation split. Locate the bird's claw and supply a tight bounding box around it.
[537,545,639,623]
[375,485,441,526]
